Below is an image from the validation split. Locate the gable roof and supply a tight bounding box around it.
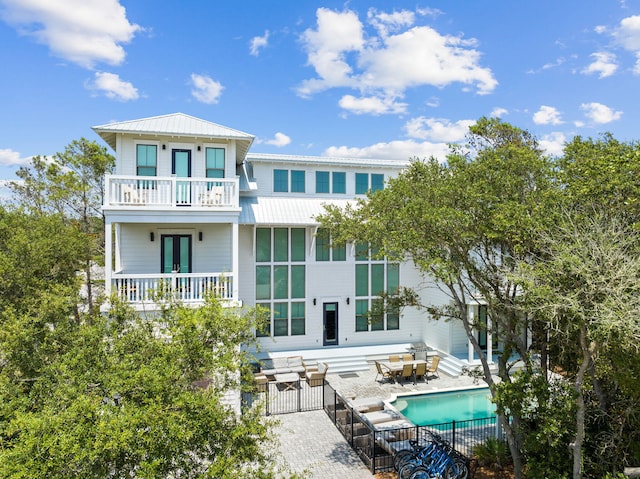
[92,113,255,164]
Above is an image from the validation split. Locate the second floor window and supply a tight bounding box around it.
[206,148,225,178]
[274,169,305,193]
[136,144,157,177]
[355,173,384,194]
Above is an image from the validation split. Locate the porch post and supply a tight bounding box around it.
[105,219,112,297]
[232,221,239,301]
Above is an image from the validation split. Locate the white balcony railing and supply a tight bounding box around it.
[105,175,238,208]
[112,273,234,304]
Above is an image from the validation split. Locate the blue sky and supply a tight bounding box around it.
[1,0,640,188]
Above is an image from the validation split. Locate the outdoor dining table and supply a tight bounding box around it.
[382,359,427,374]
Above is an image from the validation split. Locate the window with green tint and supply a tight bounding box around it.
[332,243,346,261]
[355,242,369,261]
[256,303,271,337]
[371,264,384,296]
[206,147,225,178]
[370,298,384,330]
[355,173,369,194]
[136,144,157,176]
[356,264,368,296]
[256,266,271,300]
[291,302,305,335]
[274,169,288,192]
[371,173,384,192]
[291,170,305,192]
[274,228,288,262]
[387,306,400,330]
[316,228,330,261]
[387,263,399,294]
[333,171,346,194]
[291,265,305,298]
[273,303,288,336]
[370,244,380,259]
[316,171,329,193]
[256,228,271,262]
[291,228,305,261]
[274,265,288,299]
[356,299,369,331]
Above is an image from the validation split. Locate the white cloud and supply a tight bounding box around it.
[324,139,449,162]
[580,102,622,124]
[404,117,474,142]
[190,74,224,104]
[490,107,508,118]
[0,148,30,166]
[539,132,566,157]
[86,72,138,101]
[250,30,269,56]
[533,105,563,125]
[338,94,407,115]
[265,132,291,147]
[297,7,497,111]
[582,52,618,78]
[0,0,140,69]
[613,15,640,73]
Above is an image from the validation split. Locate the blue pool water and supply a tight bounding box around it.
[391,388,496,426]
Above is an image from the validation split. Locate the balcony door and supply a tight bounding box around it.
[161,234,192,274]
[172,149,191,205]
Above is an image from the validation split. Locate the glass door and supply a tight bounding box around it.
[161,235,192,293]
[172,149,191,205]
[323,302,338,346]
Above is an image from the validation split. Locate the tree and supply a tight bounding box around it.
[520,210,640,478]
[9,138,115,314]
[318,118,560,479]
[0,293,290,478]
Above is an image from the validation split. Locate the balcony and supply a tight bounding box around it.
[112,272,235,305]
[104,175,239,209]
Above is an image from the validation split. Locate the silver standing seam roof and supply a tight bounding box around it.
[92,113,255,164]
[239,197,354,225]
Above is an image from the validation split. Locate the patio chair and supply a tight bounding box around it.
[402,353,413,361]
[426,356,441,379]
[389,355,401,362]
[375,361,394,383]
[414,361,427,383]
[399,363,414,384]
[306,361,328,387]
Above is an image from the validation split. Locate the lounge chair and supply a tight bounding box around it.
[399,363,413,384]
[375,361,394,383]
[306,361,328,387]
[414,361,427,383]
[426,356,440,379]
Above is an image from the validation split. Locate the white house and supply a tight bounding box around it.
[95,113,496,372]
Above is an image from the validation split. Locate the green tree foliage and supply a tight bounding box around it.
[520,211,640,478]
[9,139,115,314]
[0,295,286,478]
[319,118,560,479]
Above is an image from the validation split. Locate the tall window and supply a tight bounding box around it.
[371,173,384,192]
[291,170,305,193]
[316,171,330,193]
[205,147,225,178]
[136,144,157,188]
[333,172,346,194]
[354,243,400,331]
[274,169,288,192]
[355,173,369,194]
[255,227,306,337]
[315,228,345,261]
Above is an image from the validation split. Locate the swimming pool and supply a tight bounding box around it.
[390,387,496,426]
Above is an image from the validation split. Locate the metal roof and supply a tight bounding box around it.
[247,152,409,169]
[239,197,355,225]
[92,113,255,164]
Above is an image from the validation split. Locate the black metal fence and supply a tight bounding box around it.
[323,382,501,474]
[241,377,325,415]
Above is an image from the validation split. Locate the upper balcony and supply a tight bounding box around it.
[104,175,239,209]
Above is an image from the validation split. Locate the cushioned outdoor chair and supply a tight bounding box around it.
[306,361,328,387]
[375,361,394,383]
[426,356,441,379]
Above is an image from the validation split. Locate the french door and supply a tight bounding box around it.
[161,234,192,292]
[172,149,191,205]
